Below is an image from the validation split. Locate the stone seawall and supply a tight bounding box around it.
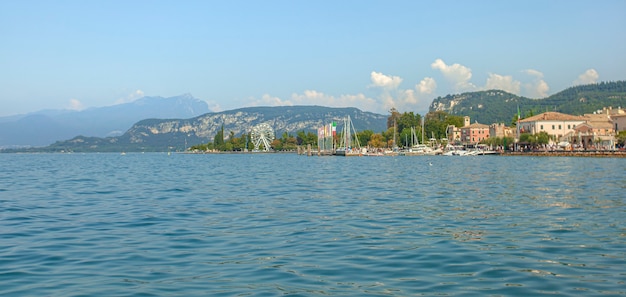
[503,151,626,158]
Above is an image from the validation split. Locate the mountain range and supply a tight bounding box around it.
[2,81,625,152]
[0,94,210,148]
[34,106,387,152]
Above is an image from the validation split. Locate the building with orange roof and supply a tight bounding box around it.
[518,109,623,149]
[517,112,587,140]
[459,116,490,144]
[567,111,618,149]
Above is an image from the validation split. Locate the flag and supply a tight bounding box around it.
[326,124,331,138]
[332,121,336,136]
[516,105,521,141]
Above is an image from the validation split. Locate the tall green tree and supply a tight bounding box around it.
[424,111,464,140]
[617,131,626,147]
[387,108,401,129]
[399,127,411,147]
[397,111,422,133]
[213,124,225,149]
[296,130,317,147]
[534,131,551,145]
[382,127,398,147]
[357,130,374,147]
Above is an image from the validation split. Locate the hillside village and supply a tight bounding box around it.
[448,106,625,151]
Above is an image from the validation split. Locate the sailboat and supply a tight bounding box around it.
[402,126,435,156]
[335,115,362,156]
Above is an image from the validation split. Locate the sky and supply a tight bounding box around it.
[1,0,625,117]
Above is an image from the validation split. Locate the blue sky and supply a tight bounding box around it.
[1,0,624,116]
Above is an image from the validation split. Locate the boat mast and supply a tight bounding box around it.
[393,118,397,149]
[350,116,360,148]
[421,117,425,145]
[345,116,350,148]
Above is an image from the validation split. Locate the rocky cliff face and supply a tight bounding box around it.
[429,91,520,114]
[429,90,526,125]
[124,106,387,143]
[40,106,387,152]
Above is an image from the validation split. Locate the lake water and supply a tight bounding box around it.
[1,153,625,296]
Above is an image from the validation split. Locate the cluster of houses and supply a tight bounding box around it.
[446,107,626,150]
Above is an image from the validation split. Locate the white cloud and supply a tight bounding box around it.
[573,69,599,85]
[374,86,433,114]
[391,89,420,111]
[368,71,434,113]
[402,89,418,104]
[250,94,293,106]
[430,58,476,91]
[370,71,403,89]
[291,90,379,111]
[416,77,436,94]
[207,102,223,112]
[523,69,544,78]
[67,98,84,111]
[533,80,550,97]
[485,73,521,94]
[522,69,549,98]
[248,90,379,112]
[115,89,145,104]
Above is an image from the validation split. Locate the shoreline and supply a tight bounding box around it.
[502,151,626,157]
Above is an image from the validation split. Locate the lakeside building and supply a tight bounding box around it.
[461,122,490,144]
[517,108,624,149]
[567,109,622,149]
[602,107,626,132]
[613,113,626,132]
[446,124,461,144]
[518,112,587,140]
[447,107,624,149]
[489,123,513,139]
[568,122,614,149]
[448,116,490,145]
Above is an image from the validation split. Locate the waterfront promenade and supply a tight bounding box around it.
[503,150,626,157]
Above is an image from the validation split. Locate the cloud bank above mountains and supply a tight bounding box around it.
[246,58,599,115]
[59,59,603,117]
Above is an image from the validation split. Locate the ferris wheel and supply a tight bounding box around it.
[250,123,275,151]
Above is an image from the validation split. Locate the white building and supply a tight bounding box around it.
[517,112,587,140]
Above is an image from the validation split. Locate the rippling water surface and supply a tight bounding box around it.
[1,153,625,296]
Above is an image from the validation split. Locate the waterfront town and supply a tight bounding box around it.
[448,106,625,152]
[303,106,626,157]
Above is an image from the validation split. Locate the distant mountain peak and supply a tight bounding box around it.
[179,93,195,99]
[0,94,212,147]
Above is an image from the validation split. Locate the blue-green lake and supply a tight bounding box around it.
[1,153,624,296]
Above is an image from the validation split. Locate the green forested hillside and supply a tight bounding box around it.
[540,81,626,115]
[429,90,526,125]
[429,81,626,124]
